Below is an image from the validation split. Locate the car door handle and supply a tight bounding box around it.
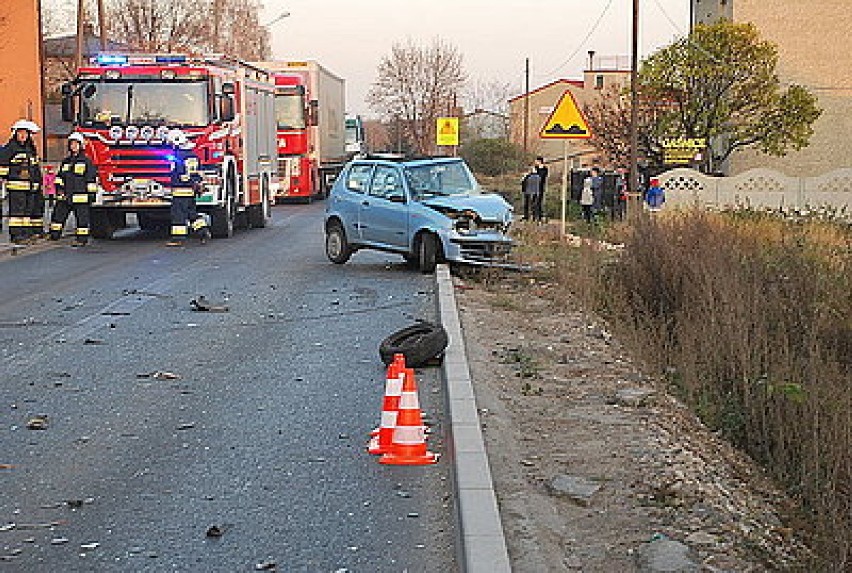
[361,200,370,206]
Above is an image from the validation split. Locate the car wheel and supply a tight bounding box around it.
[379,322,449,367]
[417,232,438,274]
[326,223,352,264]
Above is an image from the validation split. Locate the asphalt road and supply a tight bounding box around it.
[0,204,457,572]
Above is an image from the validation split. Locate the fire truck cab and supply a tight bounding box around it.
[60,53,277,239]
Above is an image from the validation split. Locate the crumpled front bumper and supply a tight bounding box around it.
[439,229,515,266]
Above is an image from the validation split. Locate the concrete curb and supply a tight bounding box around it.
[436,264,512,573]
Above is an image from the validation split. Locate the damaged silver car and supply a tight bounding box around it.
[324,156,514,273]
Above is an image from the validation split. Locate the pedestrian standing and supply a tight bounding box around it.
[0,120,43,244]
[579,171,595,224]
[50,132,98,246]
[645,177,665,212]
[534,156,548,222]
[520,165,542,222]
[166,130,210,247]
[590,166,603,216]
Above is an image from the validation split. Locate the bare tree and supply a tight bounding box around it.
[583,85,667,167]
[462,77,512,140]
[108,0,269,60]
[368,38,466,155]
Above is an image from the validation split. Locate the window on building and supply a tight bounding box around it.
[595,75,604,89]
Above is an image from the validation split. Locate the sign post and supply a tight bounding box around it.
[539,91,591,235]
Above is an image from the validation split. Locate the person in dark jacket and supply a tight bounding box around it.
[0,120,43,244]
[520,166,542,222]
[50,133,98,246]
[166,130,210,246]
[534,156,548,221]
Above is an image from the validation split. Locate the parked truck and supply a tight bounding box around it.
[256,60,347,201]
[59,53,277,238]
[344,114,367,158]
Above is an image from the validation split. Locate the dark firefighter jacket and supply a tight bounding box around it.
[56,152,97,199]
[170,149,203,197]
[0,139,42,193]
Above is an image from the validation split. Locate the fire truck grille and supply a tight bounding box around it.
[109,146,172,183]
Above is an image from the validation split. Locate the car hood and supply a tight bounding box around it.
[421,194,512,221]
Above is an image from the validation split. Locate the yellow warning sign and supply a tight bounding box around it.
[539,91,591,139]
[436,117,459,146]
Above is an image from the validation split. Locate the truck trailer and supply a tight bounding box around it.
[256,60,347,201]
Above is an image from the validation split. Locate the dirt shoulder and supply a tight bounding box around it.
[455,271,808,572]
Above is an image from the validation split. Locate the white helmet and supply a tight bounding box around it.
[167,129,194,150]
[68,132,86,145]
[11,119,40,133]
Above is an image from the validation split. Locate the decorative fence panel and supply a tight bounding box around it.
[658,168,852,215]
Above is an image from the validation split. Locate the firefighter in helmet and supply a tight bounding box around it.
[50,132,98,246]
[166,129,210,246]
[0,120,43,244]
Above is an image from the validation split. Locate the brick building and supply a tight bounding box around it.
[693,0,852,175]
[508,55,630,168]
[0,0,45,155]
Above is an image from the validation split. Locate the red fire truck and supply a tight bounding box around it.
[257,61,347,201]
[60,53,277,238]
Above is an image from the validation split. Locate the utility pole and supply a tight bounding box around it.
[213,0,224,52]
[523,57,530,156]
[74,0,84,71]
[96,0,107,50]
[628,0,640,208]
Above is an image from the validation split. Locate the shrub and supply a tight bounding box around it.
[460,138,527,177]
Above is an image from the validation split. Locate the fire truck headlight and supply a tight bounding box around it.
[156,126,170,140]
[109,126,124,141]
[140,126,155,140]
[125,126,139,140]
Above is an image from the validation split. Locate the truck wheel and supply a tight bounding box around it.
[211,169,236,238]
[90,209,117,239]
[417,232,439,274]
[325,223,352,264]
[248,178,271,228]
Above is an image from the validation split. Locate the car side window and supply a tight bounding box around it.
[368,166,404,201]
[346,164,373,194]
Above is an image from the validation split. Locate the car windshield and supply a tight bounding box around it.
[275,93,306,130]
[404,161,479,199]
[80,80,208,127]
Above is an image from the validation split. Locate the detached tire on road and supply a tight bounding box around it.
[379,322,449,367]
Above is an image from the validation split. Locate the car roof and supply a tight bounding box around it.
[351,156,466,169]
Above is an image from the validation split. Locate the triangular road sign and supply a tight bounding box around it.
[539,91,591,139]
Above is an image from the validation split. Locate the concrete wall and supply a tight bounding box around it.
[659,167,852,216]
[0,0,44,154]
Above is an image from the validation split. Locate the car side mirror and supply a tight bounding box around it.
[61,83,74,122]
[308,99,318,127]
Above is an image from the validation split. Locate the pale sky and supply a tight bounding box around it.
[45,0,690,117]
[261,0,691,116]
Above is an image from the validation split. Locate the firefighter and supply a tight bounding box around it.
[166,129,210,247]
[0,120,43,244]
[50,132,98,246]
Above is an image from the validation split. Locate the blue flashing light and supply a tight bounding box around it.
[156,55,187,64]
[165,154,177,162]
[96,54,128,66]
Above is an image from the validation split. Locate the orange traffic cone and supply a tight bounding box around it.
[379,367,438,465]
[368,354,406,455]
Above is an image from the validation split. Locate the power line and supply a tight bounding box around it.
[651,0,686,36]
[539,0,616,79]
